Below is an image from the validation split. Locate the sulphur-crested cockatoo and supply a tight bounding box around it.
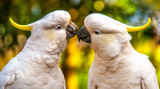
[0,10,78,89]
[78,13,159,89]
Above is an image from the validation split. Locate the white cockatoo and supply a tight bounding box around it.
[78,13,159,89]
[0,10,78,89]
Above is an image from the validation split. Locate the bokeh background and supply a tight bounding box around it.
[0,0,160,88]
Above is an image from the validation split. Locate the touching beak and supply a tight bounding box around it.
[66,21,78,38]
[77,26,91,43]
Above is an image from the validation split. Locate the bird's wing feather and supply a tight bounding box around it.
[88,75,97,89]
[142,73,159,89]
[88,80,96,89]
[0,58,17,87]
[140,56,159,89]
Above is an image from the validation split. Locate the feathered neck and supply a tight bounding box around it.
[17,35,64,68]
[92,42,135,72]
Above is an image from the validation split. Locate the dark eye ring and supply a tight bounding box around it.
[95,30,101,35]
[55,25,62,30]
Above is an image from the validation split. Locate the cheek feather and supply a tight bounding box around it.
[44,30,55,41]
[100,34,115,45]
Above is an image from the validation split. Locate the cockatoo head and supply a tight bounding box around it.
[78,13,151,58]
[10,10,78,52]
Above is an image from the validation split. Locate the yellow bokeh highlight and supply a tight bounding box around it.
[157,69,160,84]
[94,0,105,11]
[17,34,27,48]
[87,49,94,66]
[0,57,5,70]
[135,40,152,56]
[0,49,16,71]
[155,45,160,63]
[67,72,79,89]
[67,37,83,68]
[68,8,79,20]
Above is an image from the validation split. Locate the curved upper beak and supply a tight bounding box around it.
[77,26,91,43]
[66,21,78,38]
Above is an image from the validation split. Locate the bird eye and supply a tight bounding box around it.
[95,30,101,35]
[55,25,62,30]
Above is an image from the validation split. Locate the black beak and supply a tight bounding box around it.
[66,21,78,38]
[77,26,91,43]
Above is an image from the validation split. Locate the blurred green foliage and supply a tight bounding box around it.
[0,0,160,89]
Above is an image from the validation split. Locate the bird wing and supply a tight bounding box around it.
[88,79,97,89]
[141,73,159,89]
[140,56,159,89]
[0,58,17,88]
[88,70,97,89]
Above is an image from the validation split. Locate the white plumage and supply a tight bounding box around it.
[0,10,77,89]
[79,13,159,89]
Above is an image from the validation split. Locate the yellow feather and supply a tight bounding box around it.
[127,18,151,32]
[9,18,32,31]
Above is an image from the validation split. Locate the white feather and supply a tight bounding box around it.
[84,13,159,89]
[0,10,71,89]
